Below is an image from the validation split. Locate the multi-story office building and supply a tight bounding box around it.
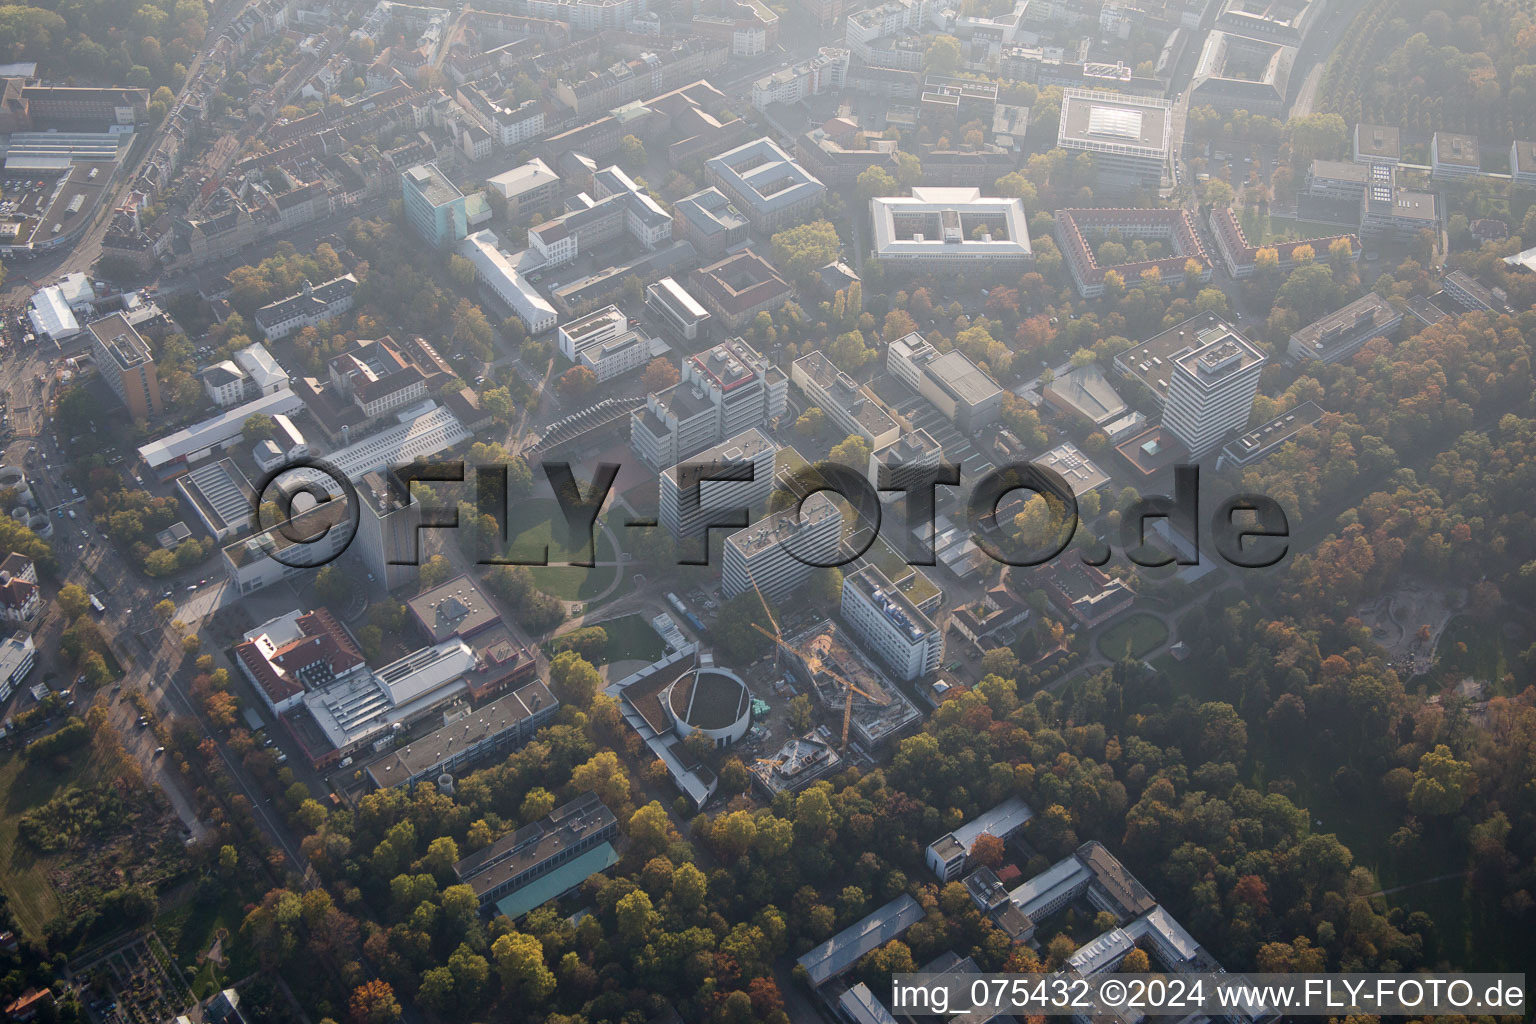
[721,491,841,602]
[1358,179,1438,242]
[0,632,37,704]
[453,791,619,909]
[926,796,1034,881]
[673,187,751,258]
[1511,140,1536,188]
[487,158,561,217]
[1286,292,1402,364]
[840,564,943,681]
[869,187,1033,269]
[402,163,467,248]
[1352,123,1400,165]
[645,277,712,343]
[792,351,900,448]
[658,428,777,539]
[885,333,1002,431]
[1303,159,1369,200]
[631,337,786,469]
[1056,89,1170,192]
[869,428,941,483]
[366,680,559,788]
[1431,131,1480,181]
[705,138,826,233]
[521,0,648,30]
[354,468,424,591]
[1162,325,1266,459]
[558,306,651,383]
[88,312,162,420]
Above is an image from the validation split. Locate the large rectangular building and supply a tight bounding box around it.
[644,276,711,343]
[558,305,649,382]
[705,138,826,233]
[926,796,1034,881]
[840,565,942,682]
[886,333,1002,431]
[88,312,161,420]
[658,427,778,540]
[1287,292,1402,364]
[870,187,1032,268]
[1162,325,1266,459]
[631,337,787,469]
[1057,89,1170,192]
[365,681,558,788]
[452,791,619,909]
[791,350,900,448]
[721,491,841,603]
[402,163,467,248]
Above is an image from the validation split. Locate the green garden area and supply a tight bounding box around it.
[502,500,624,602]
[545,614,666,668]
[1236,208,1348,245]
[1095,613,1168,659]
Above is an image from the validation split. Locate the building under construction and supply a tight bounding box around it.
[782,618,921,748]
[750,733,842,798]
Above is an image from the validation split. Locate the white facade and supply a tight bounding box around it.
[459,230,557,334]
[751,47,849,111]
[658,428,777,540]
[0,632,37,704]
[840,565,942,681]
[1162,327,1266,459]
[721,492,841,602]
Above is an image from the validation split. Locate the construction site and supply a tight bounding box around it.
[783,619,922,749]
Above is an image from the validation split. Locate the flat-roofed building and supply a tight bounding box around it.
[1304,159,1369,200]
[1431,131,1480,181]
[841,564,942,681]
[886,334,1003,431]
[452,791,619,908]
[1217,399,1324,470]
[1441,269,1511,314]
[1287,292,1401,363]
[721,491,841,602]
[792,350,900,448]
[355,468,424,592]
[631,336,786,469]
[137,388,305,478]
[672,187,751,258]
[365,680,558,788]
[926,795,1034,880]
[402,162,467,247]
[869,428,941,483]
[750,46,848,110]
[88,312,161,420]
[1353,123,1400,165]
[487,157,561,217]
[1163,324,1266,458]
[750,732,842,798]
[557,305,650,382]
[1057,89,1170,191]
[1511,140,1536,188]
[1359,180,1437,241]
[705,137,826,233]
[0,632,36,703]
[658,427,778,539]
[797,894,924,988]
[645,276,711,342]
[870,187,1032,268]
[1036,441,1108,497]
[1115,313,1233,402]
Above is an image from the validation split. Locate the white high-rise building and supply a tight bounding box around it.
[659,428,779,540]
[1161,325,1266,459]
[840,565,943,681]
[631,338,788,469]
[722,492,842,602]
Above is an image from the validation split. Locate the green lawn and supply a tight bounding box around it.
[1236,208,1348,245]
[1096,613,1169,660]
[504,500,621,600]
[548,614,665,667]
[0,749,99,940]
[155,886,256,997]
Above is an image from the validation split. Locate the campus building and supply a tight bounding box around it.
[1056,89,1170,191]
[791,350,900,448]
[885,333,1002,431]
[840,565,942,682]
[557,305,650,383]
[869,187,1032,269]
[631,337,787,469]
[364,681,558,788]
[644,277,712,343]
[721,491,841,602]
[1286,292,1402,363]
[401,163,467,248]
[691,249,792,330]
[926,796,1034,881]
[254,274,358,341]
[1054,207,1211,297]
[658,427,778,539]
[452,791,619,913]
[88,312,161,420]
[704,138,826,233]
[1430,131,1480,181]
[1162,324,1266,458]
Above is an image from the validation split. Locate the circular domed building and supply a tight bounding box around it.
[667,666,751,747]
